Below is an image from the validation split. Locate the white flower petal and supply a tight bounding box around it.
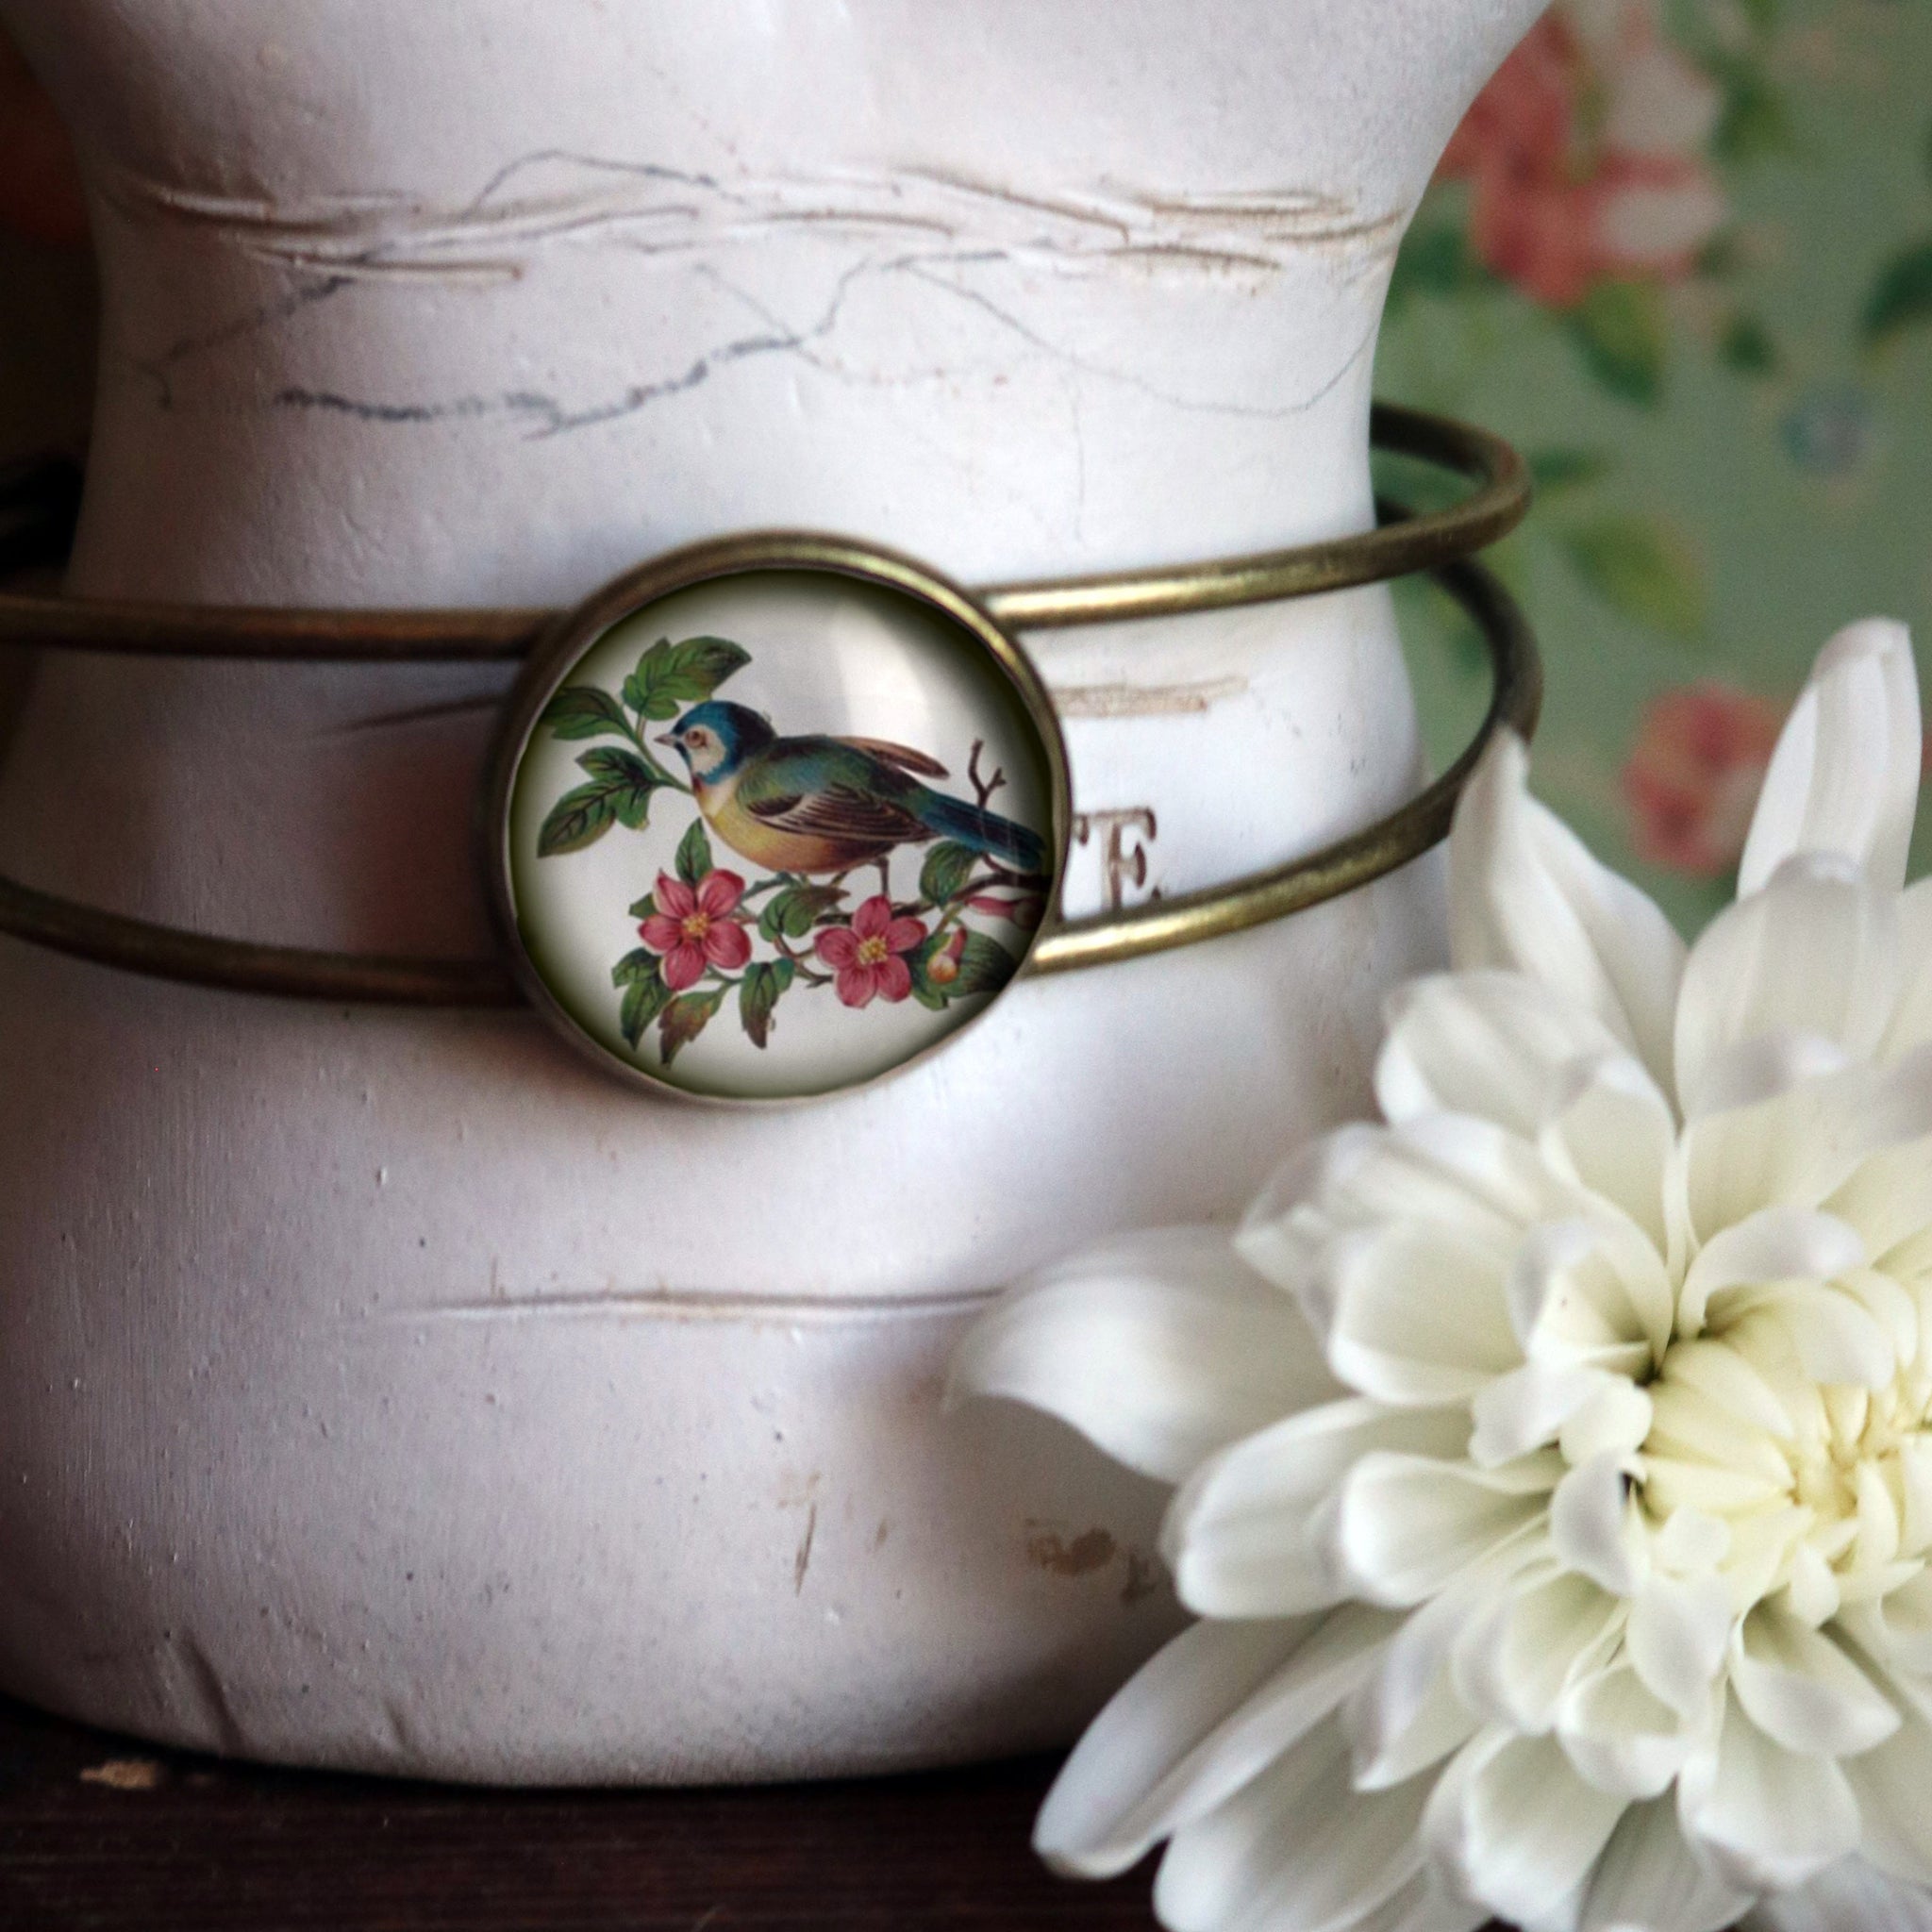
[1744,1856,1932,1932]
[1235,1124,1383,1295]
[1331,1453,1555,1608]
[1451,1565,1622,1736]
[1313,1225,1520,1408]
[1161,1400,1468,1618]
[1347,1874,1491,1932]
[1377,971,1625,1139]
[1849,1573,1932,1674]
[949,1226,1333,1484]
[1675,857,1902,1119]
[1627,1573,1734,1719]
[1343,1549,1537,1792]
[1470,1362,1613,1468]
[1653,1338,1795,1441]
[1826,1137,1932,1265]
[1540,1052,1679,1263]
[1738,618,1921,898]
[1550,1454,1642,1597]
[1880,876,1932,1061]
[1560,1380,1657,1468]
[1580,1797,1748,1932]
[1239,1115,1565,1303]
[1683,1048,1932,1241]
[1347,1661,1485,1798]
[1558,1661,1709,1802]
[1677,1205,1867,1337]
[1153,1714,1430,1932]
[1841,1695,1932,1888]
[1653,1508,1732,1574]
[1678,1695,1861,1892]
[1449,732,1686,1091]
[1034,1606,1389,1878]
[1730,1288,1896,1392]
[1838,1265,1923,1369]
[1644,1378,1794,1493]
[1509,1220,1671,1374]
[1729,1607,1899,1757]
[1424,1727,1625,1931]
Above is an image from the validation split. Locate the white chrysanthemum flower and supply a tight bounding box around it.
[953,620,1932,1932]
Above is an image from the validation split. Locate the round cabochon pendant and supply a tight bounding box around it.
[492,536,1070,1102]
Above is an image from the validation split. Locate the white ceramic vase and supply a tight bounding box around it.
[0,0,1543,1782]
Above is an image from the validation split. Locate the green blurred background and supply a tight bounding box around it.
[1377,0,1932,929]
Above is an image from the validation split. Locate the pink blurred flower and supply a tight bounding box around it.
[815,895,926,1008]
[1622,682,1784,876]
[638,868,751,991]
[1441,0,1726,308]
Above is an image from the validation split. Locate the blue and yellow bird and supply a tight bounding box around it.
[658,700,1047,886]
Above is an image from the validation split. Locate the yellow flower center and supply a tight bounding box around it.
[856,934,890,967]
[1645,1317,1932,1611]
[680,912,710,941]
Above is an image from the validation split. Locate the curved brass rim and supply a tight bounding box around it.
[0,547,1539,1003]
[483,532,1077,1098]
[0,404,1525,657]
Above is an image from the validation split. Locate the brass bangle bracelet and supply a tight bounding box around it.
[0,406,1540,1012]
[0,404,1524,657]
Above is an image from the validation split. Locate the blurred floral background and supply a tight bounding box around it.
[2,2,1929,933]
[1379,0,1932,930]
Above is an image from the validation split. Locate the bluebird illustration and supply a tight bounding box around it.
[658,699,1046,887]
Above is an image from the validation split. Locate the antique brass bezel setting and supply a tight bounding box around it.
[0,405,1542,1036]
[486,534,1074,1102]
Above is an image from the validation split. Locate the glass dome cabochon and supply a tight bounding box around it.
[491,539,1070,1103]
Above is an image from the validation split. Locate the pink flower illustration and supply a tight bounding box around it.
[1440,0,1726,308]
[638,868,751,991]
[1622,682,1783,876]
[815,895,926,1008]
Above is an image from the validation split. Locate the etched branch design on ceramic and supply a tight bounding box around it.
[534,635,1049,1065]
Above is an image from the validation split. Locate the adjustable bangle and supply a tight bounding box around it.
[0,403,1539,1104]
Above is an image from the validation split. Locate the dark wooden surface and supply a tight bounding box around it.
[0,1695,1158,1931]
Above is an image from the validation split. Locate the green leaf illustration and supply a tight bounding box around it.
[675,818,714,886]
[739,958,795,1050]
[919,841,980,906]
[950,930,1020,999]
[623,635,752,722]
[1558,514,1707,643]
[1863,242,1932,347]
[538,781,619,856]
[627,891,657,922]
[659,987,724,1066]
[577,746,662,829]
[758,882,845,941]
[611,946,658,987]
[1568,283,1667,408]
[617,958,673,1049]
[541,685,632,741]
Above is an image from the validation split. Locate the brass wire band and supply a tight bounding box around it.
[0,405,1526,658]
[0,552,1539,1003]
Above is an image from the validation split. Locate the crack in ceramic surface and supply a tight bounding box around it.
[101,149,1406,282]
[110,150,1399,429]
